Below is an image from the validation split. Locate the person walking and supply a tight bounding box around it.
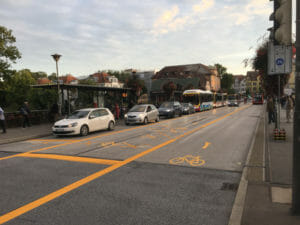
[286,95,294,123]
[20,101,31,128]
[267,96,275,124]
[0,106,6,133]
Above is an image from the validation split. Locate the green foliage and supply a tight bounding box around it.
[78,78,97,85]
[214,63,234,93]
[48,73,57,82]
[0,26,21,80]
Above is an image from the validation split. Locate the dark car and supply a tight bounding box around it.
[181,103,195,114]
[158,101,183,118]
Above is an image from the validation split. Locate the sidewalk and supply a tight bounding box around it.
[0,123,53,145]
[241,107,300,225]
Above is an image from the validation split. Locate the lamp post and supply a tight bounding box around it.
[51,54,62,115]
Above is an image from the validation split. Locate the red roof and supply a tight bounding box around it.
[89,72,109,83]
[59,74,78,84]
[37,78,51,84]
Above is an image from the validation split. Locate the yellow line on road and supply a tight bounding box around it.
[0,105,250,224]
[202,142,211,149]
[18,153,121,165]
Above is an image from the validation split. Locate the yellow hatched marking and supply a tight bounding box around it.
[18,153,121,165]
[202,142,211,149]
[27,139,76,143]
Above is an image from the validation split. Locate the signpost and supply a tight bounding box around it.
[268,43,292,75]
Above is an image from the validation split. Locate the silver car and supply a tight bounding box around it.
[124,104,159,125]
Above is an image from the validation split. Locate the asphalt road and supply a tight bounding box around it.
[0,104,263,225]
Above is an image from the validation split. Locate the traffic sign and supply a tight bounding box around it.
[268,43,292,75]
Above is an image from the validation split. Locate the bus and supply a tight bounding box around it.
[182,89,213,112]
[252,93,264,104]
[213,93,228,108]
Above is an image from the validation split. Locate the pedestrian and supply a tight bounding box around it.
[286,95,294,123]
[50,103,59,122]
[0,106,6,133]
[115,103,120,120]
[267,96,275,124]
[20,101,31,128]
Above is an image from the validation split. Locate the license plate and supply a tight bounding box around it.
[56,128,64,132]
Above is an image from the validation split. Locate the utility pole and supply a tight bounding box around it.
[292,0,300,215]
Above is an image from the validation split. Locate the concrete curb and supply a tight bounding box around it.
[0,133,52,145]
[228,106,265,225]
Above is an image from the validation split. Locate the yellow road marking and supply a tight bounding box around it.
[18,153,120,165]
[0,105,250,224]
[202,142,211,149]
[27,139,75,143]
[169,155,205,167]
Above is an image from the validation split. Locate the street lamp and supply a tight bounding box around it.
[51,53,62,115]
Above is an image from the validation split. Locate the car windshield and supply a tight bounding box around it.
[67,110,89,119]
[160,102,173,108]
[129,105,146,112]
[228,96,236,100]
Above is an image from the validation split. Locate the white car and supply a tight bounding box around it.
[124,104,159,125]
[52,108,115,136]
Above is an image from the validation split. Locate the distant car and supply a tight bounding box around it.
[228,95,240,107]
[124,104,159,125]
[181,103,195,114]
[158,101,183,118]
[52,108,115,136]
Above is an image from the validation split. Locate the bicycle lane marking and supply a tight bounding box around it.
[0,105,250,224]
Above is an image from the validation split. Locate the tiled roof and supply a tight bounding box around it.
[37,78,51,84]
[153,63,212,79]
[89,72,109,83]
[59,74,78,84]
[246,71,259,81]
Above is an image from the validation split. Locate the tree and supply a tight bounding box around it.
[214,63,234,93]
[0,26,21,80]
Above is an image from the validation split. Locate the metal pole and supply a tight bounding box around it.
[292,0,300,215]
[278,74,281,129]
[55,60,61,116]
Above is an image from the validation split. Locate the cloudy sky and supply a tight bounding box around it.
[1,0,295,77]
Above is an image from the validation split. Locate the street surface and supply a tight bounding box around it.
[0,104,262,225]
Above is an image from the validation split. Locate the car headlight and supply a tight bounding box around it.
[139,114,144,119]
[124,114,128,118]
[68,122,78,128]
[166,109,171,112]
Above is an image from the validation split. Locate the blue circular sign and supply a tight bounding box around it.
[276,58,284,66]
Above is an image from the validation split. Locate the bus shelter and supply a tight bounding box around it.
[31,84,131,115]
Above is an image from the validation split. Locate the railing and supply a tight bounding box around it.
[4,110,51,128]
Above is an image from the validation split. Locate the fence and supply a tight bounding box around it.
[4,110,51,128]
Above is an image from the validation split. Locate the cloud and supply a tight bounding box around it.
[151,0,215,35]
[193,0,214,13]
[225,0,272,25]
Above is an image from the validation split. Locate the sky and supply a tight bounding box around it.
[0,0,296,77]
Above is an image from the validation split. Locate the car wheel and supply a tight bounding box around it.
[144,117,148,125]
[125,122,129,126]
[155,116,159,122]
[108,121,115,130]
[80,125,89,136]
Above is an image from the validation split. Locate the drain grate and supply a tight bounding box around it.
[220,182,239,191]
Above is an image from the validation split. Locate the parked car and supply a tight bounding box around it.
[52,108,115,136]
[158,101,183,118]
[182,103,195,114]
[124,104,159,125]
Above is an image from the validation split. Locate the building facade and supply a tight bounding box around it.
[151,63,221,104]
[232,75,246,94]
[246,71,261,95]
